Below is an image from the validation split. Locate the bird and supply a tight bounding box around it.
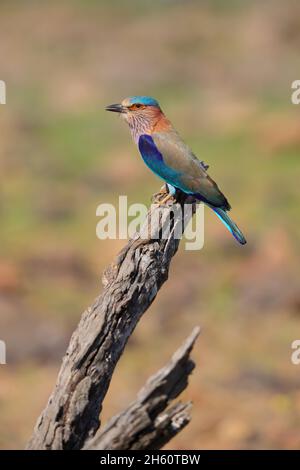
[106,96,246,245]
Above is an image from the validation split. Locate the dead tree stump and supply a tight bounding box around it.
[27,191,201,450]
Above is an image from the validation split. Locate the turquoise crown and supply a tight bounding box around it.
[128,96,159,107]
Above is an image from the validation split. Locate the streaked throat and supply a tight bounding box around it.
[128,114,153,144]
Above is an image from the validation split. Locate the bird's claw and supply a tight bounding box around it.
[151,185,168,203]
[153,192,176,206]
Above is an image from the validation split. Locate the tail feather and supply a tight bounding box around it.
[210,206,247,245]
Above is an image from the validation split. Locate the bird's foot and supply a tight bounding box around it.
[152,184,178,206]
[151,185,168,202]
[156,192,175,206]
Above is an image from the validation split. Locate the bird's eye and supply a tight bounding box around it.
[130,103,143,110]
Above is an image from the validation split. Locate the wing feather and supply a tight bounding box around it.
[151,132,230,210]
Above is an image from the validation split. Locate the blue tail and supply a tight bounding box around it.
[210,206,247,245]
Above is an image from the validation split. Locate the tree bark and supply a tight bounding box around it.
[27,190,199,450]
[85,327,200,450]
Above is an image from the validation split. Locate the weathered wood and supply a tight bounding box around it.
[27,190,199,450]
[85,327,200,450]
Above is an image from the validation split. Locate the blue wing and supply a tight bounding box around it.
[138,134,184,189]
[138,134,246,244]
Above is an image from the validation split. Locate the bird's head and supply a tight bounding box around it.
[106,96,164,141]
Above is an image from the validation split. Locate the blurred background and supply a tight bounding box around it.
[0,0,300,449]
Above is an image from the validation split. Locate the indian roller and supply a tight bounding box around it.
[106,96,246,245]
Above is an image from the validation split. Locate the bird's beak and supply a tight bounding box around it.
[105,103,125,113]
